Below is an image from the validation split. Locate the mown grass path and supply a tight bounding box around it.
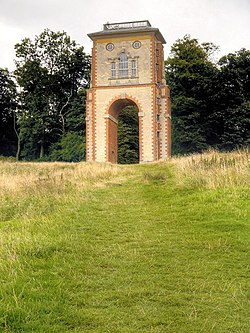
[0,160,249,332]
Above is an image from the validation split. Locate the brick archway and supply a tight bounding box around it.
[86,21,171,163]
[105,97,142,163]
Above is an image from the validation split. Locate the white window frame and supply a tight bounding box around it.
[131,59,137,76]
[111,62,116,78]
[118,52,128,78]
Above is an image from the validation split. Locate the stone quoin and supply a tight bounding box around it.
[86,20,171,163]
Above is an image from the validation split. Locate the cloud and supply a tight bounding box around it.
[0,0,62,27]
[0,0,249,70]
[0,21,26,70]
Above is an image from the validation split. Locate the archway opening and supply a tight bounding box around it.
[106,98,140,164]
[117,105,139,164]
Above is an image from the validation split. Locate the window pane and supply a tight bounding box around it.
[118,52,128,78]
[131,60,136,76]
[111,62,116,78]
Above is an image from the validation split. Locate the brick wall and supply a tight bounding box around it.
[86,28,171,163]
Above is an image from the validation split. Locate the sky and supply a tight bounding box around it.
[0,0,250,71]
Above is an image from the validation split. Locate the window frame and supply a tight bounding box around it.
[133,41,141,49]
[118,52,129,78]
[131,59,137,77]
[111,62,116,78]
[106,43,114,51]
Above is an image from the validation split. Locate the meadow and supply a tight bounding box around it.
[0,150,249,332]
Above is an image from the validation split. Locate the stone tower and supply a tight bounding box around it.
[86,20,171,163]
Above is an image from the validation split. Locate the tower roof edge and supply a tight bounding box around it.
[87,26,166,44]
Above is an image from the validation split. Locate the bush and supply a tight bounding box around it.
[50,132,85,162]
[0,155,16,162]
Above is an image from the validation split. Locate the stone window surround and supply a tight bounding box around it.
[118,52,129,78]
[108,50,139,80]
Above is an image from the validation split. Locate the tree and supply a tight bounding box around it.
[50,131,85,162]
[165,35,218,154]
[14,29,91,159]
[0,68,17,156]
[214,49,250,149]
[117,106,139,164]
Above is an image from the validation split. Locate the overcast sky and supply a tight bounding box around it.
[0,0,250,70]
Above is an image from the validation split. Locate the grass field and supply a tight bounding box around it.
[0,150,249,332]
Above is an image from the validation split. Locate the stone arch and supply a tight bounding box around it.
[105,95,143,163]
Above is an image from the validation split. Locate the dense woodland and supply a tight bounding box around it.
[0,29,249,162]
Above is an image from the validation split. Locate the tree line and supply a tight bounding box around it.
[0,29,91,161]
[166,35,250,155]
[0,30,249,161]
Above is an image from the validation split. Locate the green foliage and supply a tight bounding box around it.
[214,49,250,150]
[0,155,16,162]
[171,96,208,154]
[50,131,85,162]
[166,35,218,98]
[166,35,218,155]
[166,37,250,155]
[14,29,91,160]
[64,89,87,135]
[117,106,139,164]
[0,68,17,156]
[1,31,249,160]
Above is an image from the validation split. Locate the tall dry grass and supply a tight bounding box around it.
[172,149,250,188]
[0,161,135,222]
[0,161,133,198]
[1,150,249,199]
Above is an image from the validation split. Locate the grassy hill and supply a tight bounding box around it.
[0,151,249,332]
